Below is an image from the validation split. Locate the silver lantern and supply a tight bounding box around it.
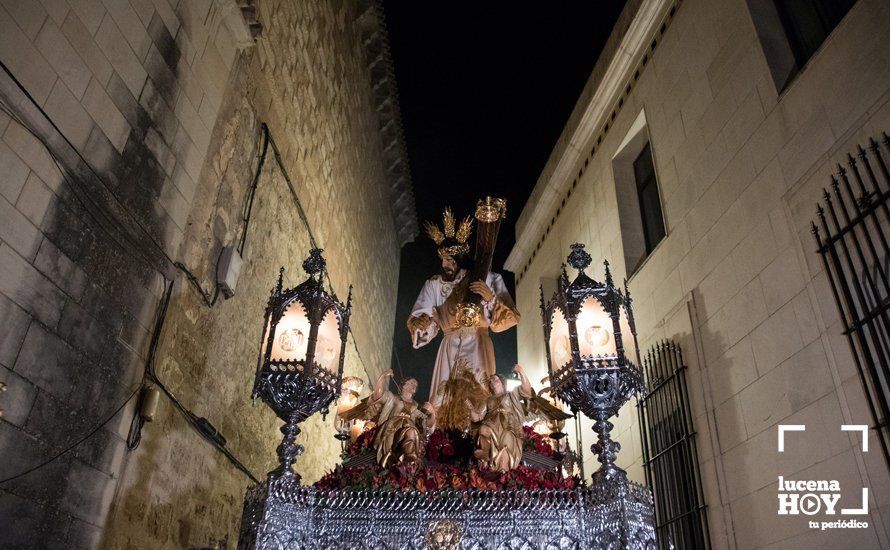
[252,248,352,480]
[540,243,644,483]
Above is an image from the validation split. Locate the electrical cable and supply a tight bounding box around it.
[0,63,260,484]
[0,60,176,274]
[0,386,140,485]
[238,123,271,255]
[140,279,260,483]
[2,57,398,485]
[261,128,382,381]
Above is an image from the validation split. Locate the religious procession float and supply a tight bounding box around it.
[237,198,658,549]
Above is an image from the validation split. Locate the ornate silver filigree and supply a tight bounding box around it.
[237,477,657,549]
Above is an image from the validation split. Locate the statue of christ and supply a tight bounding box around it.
[406,206,520,406]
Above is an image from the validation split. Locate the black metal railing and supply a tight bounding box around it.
[637,341,710,549]
[812,133,890,471]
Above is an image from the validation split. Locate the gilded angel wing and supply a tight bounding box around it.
[338,396,382,421]
[526,391,572,421]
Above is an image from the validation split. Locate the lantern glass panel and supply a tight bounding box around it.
[270,299,310,362]
[315,308,342,372]
[548,308,571,372]
[619,305,637,365]
[577,296,617,358]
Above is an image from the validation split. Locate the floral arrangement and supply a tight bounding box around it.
[321,426,579,492]
[344,425,379,458]
[425,429,475,465]
[522,425,557,458]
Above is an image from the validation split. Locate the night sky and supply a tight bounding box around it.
[384,2,627,397]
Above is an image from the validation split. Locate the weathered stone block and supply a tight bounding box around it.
[0,194,42,261]
[56,300,110,360]
[0,294,30,368]
[35,19,92,100]
[0,140,30,203]
[95,13,148,97]
[0,489,71,548]
[0,365,37,427]
[0,244,66,327]
[2,121,64,192]
[61,10,114,87]
[1,0,47,41]
[43,80,95,151]
[82,77,131,153]
[14,322,82,401]
[60,459,116,526]
[15,173,54,229]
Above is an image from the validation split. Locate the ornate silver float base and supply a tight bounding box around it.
[237,476,657,549]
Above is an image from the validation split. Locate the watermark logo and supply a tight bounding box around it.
[776,424,870,530]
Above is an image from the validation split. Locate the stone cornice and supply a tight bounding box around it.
[357,1,419,247]
[505,0,676,274]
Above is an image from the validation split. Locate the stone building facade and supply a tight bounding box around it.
[0,0,414,547]
[506,0,889,548]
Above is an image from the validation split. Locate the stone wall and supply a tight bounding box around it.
[508,0,890,548]
[0,0,409,548]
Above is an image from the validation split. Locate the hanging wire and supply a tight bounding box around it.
[0,60,260,484]
[0,386,140,485]
[0,55,405,485]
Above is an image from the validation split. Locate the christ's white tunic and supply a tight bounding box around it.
[409,270,520,405]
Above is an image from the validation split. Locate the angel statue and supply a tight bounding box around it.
[467,364,571,472]
[339,369,436,472]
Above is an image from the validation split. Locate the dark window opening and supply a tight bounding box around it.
[773,0,857,69]
[633,142,665,255]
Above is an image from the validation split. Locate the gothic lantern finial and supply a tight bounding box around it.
[567,243,592,273]
[303,247,326,278]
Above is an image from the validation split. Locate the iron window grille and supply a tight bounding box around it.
[637,340,710,549]
[812,133,890,471]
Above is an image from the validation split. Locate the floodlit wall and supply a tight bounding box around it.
[0,0,412,547]
[508,0,890,547]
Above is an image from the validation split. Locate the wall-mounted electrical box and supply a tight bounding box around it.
[217,246,243,299]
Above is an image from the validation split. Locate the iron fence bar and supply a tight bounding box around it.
[829,179,889,312]
[646,346,672,548]
[642,364,687,397]
[843,298,890,334]
[637,392,653,489]
[871,134,890,190]
[815,209,890,472]
[666,341,699,547]
[656,504,709,529]
[858,142,890,230]
[645,347,669,541]
[644,431,698,465]
[819,204,890,387]
[814,222,890,470]
[822,191,890,384]
[852,146,890,289]
[676,343,711,548]
[659,340,683,547]
[816,185,890,253]
[640,340,711,548]
[655,343,679,544]
[846,152,890,264]
[656,341,683,545]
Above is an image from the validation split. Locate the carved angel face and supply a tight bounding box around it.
[401,378,418,397]
[487,374,505,396]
